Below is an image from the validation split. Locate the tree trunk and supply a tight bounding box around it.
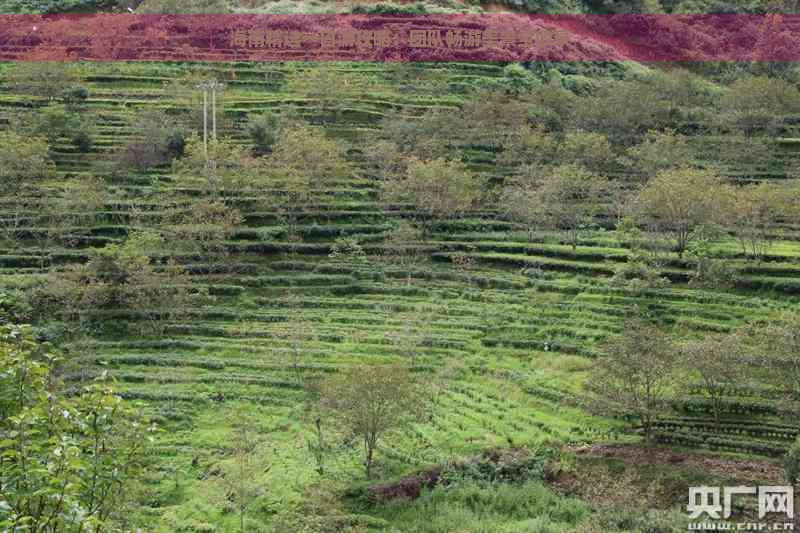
[365,434,375,479]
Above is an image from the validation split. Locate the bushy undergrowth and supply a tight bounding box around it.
[373,480,587,533]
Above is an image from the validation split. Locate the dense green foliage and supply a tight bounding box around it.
[0,325,154,531]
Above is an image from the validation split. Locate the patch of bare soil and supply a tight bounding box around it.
[548,443,792,526]
[566,443,783,484]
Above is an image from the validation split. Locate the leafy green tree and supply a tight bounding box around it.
[43,176,107,249]
[269,123,352,191]
[631,167,733,257]
[318,364,421,478]
[503,164,608,250]
[621,129,692,180]
[586,317,677,441]
[573,80,665,145]
[749,313,800,410]
[685,230,740,290]
[272,292,315,384]
[498,124,557,169]
[33,236,198,333]
[380,221,426,270]
[4,62,81,101]
[381,158,481,240]
[377,108,455,161]
[162,198,243,260]
[560,130,615,173]
[0,132,55,193]
[457,90,532,149]
[115,109,187,173]
[328,236,368,267]
[783,437,800,485]
[260,123,352,239]
[609,252,670,293]
[246,111,281,156]
[173,134,264,195]
[287,65,377,120]
[721,75,800,137]
[681,331,746,427]
[0,325,155,531]
[136,0,231,13]
[210,403,269,533]
[365,140,410,180]
[729,182,790,260]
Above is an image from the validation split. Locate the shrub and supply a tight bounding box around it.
[0,325,155,531]
[0,131,55,192]
[135,0,231,13]
[3,62,80,100]
[114,109,188,172]
[784,437,800,485]
[71,129,93,152]
[30,236,200,334]
[61,85,89,108]
[246,111,281,155]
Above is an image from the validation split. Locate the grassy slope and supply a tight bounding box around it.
[2,60,800,530]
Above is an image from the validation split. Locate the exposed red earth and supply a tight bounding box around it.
[0,14,796,61]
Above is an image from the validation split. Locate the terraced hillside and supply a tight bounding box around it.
[2,60,800,531]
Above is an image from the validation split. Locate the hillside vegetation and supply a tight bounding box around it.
[2,56,800,531]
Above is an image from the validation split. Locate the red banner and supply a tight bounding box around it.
[0,14,797,62]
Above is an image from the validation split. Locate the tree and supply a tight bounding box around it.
[631,167,732,257]
[32,235,198,333]
[28,104,86,146]
[385,311,431,364]
[43,176,107,249]
[504,164,608,250]
[287,65,377,120]
[0,132,55,193]
[365,140,410,180]
[210,404,269,533]
[586,318,677,441]
[680,332,745,427]
[272,293,315,384]
[4,62,81,101]
[377,108,453,161]
[381,158,481,240]
[327,236,368,269]
[136,0,231,13]
[572,79,667,145]
[173,134,264,196]
[261,123,352,238]
[162,198,243,261]
[783,437,800,486]
[560,130,615,173]
[0,325,155,531]
[114,109,187,173]
[498,124,557,170]
[621,129,692,180]
[721,76,800,137]
[318,364,421,478]
[609,245,670,294]
[380,221,426,272]
[729,182,789,261]
[269,123,352,190]
[246,111,281,156]
[685,232,740,290]
[457,90,532,149]
[750,313,800,410]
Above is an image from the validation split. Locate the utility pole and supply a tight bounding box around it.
[196,80,226,171]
